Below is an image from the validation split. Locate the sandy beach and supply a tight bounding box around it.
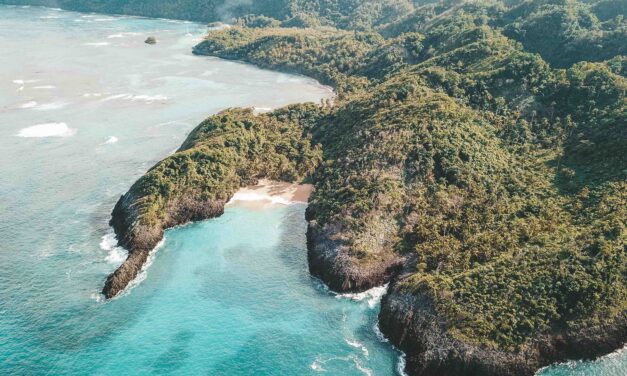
[227,179,313,208]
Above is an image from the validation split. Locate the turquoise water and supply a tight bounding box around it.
[3,203,401,375]
[0,5,624,376]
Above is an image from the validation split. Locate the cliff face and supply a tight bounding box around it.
[306,220,404,292]
[378,282,627,376]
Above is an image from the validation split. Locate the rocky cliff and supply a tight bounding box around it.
[379,280,627,376]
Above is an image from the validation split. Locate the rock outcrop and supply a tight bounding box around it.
[306,219,404,293]
[378,280,627,376]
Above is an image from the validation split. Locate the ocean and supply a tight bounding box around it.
[0,5,624,375]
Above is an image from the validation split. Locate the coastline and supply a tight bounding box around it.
[13,4,619,375]
[108,18,624,376]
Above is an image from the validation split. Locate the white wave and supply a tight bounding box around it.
[396,352,408,376]
[228,191,293,206]
[102,93,168,103]
[310,357,326,372]
[40,15,60,19]
[33,85,56,89]
[99,232,117,251]
[105,247,127,264]
[372,321,409,376]
[535,345,626,375]
[90,292,105,303]
[17,123,76,138]
[351,356,373,376]
[12,79,39,85]
[336,284,388,309]
[115,237,166,299]
[373,322,389,343]
[83,93,102,97]
[104,136,118,144]
[20,101,37,109]
[131,94,168,103]
[346,338,369,357]
[107,34,124,39]
[100,232,128,265]
[102,93,129,101]
[83,42,110,46]
[94,18,116,22]
[33,101,68,111]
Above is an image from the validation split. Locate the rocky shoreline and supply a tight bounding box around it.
[379,281,627,376]
[305,237,626,376]
[104,188,228,299]
[106,181,627,374]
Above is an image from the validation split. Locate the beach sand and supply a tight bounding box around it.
[228,179,313,208]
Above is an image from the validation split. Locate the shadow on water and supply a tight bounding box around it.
[152,330,195,373]
[206,330,312,375]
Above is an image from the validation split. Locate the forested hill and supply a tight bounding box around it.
[10,0,625,375]
[1,0,625,66]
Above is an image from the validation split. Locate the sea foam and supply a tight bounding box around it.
[336,284,388,309]
[100,232,128,265]
[372,321,409,376]
[17,123,76,138]
[346,338,369,357]
[33,102,69,111]
[104,136,119,144]
[102,93,168,103]
[83,42,110,47]
[396,353,409,376]
[20,101,37,109]
[120,238,166,297]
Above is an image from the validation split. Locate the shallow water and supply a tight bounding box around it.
[0,5,624,376]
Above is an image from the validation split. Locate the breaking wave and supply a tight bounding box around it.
[335,284,388,309]
[17,123,76,138]
[104,136,119,144]
[100,233,128,265]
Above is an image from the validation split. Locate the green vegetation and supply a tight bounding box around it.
[189,0,626,351]
[126,107,322,227]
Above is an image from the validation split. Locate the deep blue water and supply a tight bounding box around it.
[0,5,624,376]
